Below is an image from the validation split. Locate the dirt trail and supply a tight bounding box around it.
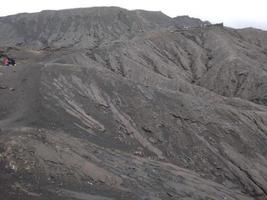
[0,65,21,120]
[0,60,42,129]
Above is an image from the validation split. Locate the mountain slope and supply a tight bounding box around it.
[172,15,210,28]
[0,7,267,200]
[0,7,171,48]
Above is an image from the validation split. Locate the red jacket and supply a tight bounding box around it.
[3,57,8,66]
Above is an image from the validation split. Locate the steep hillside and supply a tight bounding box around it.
[172,15,210,28]
[0,7,267,200]
[0,7,171,48]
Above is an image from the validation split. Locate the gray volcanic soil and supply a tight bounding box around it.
[0,7,267,200]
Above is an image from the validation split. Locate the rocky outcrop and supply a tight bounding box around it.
[172,15,211,28]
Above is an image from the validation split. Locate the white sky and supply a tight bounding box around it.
[0,0,266,30]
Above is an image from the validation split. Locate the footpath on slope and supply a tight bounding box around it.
[0,50,43,130]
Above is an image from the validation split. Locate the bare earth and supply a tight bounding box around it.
[0,7,267,200]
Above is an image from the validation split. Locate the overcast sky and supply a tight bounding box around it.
[0,0,266,30]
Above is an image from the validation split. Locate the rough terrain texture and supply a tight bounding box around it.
[0,7,267,200]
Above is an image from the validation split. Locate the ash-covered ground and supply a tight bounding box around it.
[0,7,267,200]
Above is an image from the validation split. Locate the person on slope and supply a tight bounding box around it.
[8,58,16,66]
[0,49,16,66]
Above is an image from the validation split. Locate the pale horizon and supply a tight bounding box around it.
[0,0,266,30]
